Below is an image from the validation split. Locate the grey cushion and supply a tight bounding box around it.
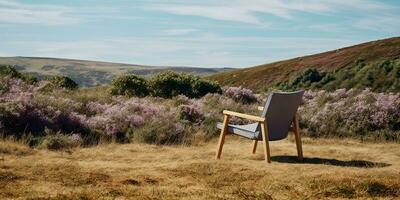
[217,122,259,140]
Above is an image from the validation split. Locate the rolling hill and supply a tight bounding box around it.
[0,57,232,87]
[208,37,400,91]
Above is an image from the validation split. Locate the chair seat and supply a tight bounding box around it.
[217,122,296,141]
[217,122,260,140]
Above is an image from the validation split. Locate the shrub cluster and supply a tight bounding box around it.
[40,130,82,150]
[0,76,254,147]
[0,79,7,94]
[299,89,400,141]
[1,67,400,149]
[0,65,79,91]
[110,71,221,98]
[224,86,258,104]
[0,65,38,84]
[276,58,400,92]
[109,74,149,97]
[47,75,78,90]
[0,79,86,138]
[177,104,204,123]
[0,65,19,77]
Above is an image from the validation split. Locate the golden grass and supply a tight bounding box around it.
[1,137,399,199]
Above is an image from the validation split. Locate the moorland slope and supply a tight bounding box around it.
[208,37,400,91]
[0,57,231,87]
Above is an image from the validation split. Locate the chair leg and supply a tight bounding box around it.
[260,121,271,163]
[293,114,303,160]
[252,140,258,154]
[215,115,230,159]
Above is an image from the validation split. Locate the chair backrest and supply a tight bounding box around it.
[257,90,304,141]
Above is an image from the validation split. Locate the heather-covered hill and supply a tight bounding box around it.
[208,37,400,91]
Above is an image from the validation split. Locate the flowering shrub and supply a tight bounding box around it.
[81,98,162,138]
[173,95,191,106]
[177,104,204,123]
[1,72,400,147]
[299,89,400,141]
[224,86,258,104]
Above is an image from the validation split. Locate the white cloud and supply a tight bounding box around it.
[354,15,400,32]
[0,0,80,25]
[326,0,391,10]
[151,4,263,24]
[147,0,396,25]
[163,29,197,36]
[1,0,397,29]
[0,0,397,68]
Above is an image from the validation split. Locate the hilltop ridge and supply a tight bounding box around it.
[0,56,232,87]
[208,37,400,91]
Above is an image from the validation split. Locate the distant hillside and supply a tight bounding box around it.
[0,57,232,87]
[208,37,400,91]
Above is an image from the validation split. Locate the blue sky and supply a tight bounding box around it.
[0,0,399,68]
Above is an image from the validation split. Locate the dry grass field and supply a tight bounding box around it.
[1,136,400,200]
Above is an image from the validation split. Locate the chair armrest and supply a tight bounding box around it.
[257,106,264,111]
[223,110,265,122]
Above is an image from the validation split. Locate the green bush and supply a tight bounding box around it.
[150,71,221,98]
[0,65,38,84]
[191,78,222,97]
[20,72,38,84]
[0,106,10,129]
[0,65,20,77]
[149,71,192,98]
[110,74,149,97]
[48,75,78,90]
[278,68,326,91]
[0,81,7,94]
[40,132,82,150]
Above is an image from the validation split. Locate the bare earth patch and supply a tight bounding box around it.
[0,137,399,199]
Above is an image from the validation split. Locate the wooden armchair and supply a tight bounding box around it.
[215,90,304,163]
